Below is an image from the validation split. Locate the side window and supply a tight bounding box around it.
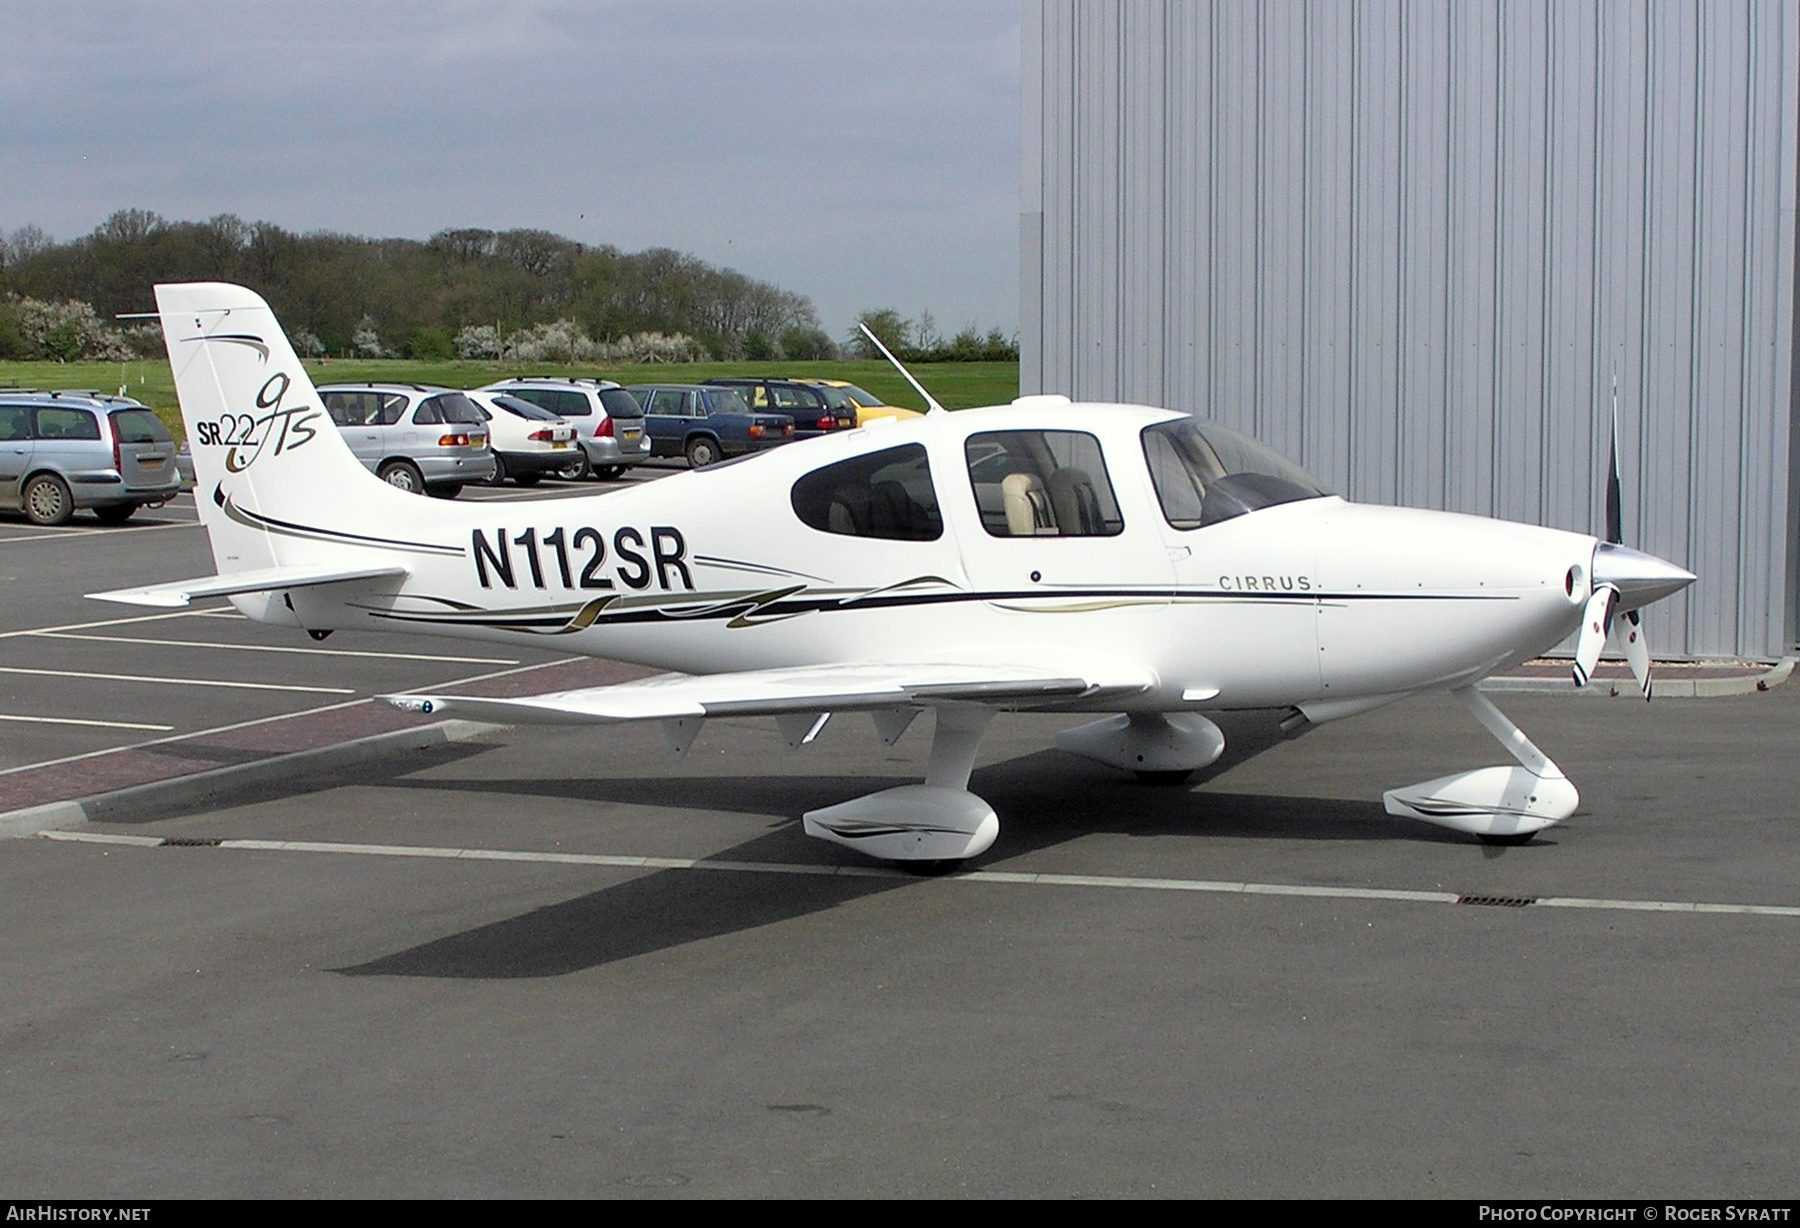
[645,390,682,415]
[34,408,102,441]
[413,399,443,425]
[791,444,942,542]
[770,385,815,410]
[965,430,1123,538]
[377,394,408,425]
[553,391,591,418]
[0,406,29,441]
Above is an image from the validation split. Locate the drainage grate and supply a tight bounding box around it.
[1456,893,1536,908]
[160,837,223,848]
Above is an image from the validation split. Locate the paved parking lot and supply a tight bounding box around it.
[0,471,676,811]
[2,470,1797,1198]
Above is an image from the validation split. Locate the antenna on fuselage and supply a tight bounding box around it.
[859,323,947,415]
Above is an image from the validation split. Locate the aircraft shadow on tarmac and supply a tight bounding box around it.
[334,714,1499,982]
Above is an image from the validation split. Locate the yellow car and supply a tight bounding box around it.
[789,378,924,427]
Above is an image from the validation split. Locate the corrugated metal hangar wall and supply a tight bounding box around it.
[1021,0,1800,660]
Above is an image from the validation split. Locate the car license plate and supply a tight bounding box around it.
[552,441,569,449]
[141,456,166,468]
[623,428,640,441]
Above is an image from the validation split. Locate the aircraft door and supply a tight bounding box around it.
[948,427,1175,613]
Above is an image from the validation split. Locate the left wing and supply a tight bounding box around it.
[385,660,1151,725]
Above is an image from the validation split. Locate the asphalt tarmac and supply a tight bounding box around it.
[1,481,1796,1198]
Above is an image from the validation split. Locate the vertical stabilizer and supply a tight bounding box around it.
[155,282,375,576]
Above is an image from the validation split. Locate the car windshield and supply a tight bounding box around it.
[1141,417,1329,529]
[491,394,561,421]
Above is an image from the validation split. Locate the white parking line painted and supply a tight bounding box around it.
[0,656,580,778]
[0,520,200,544]
[0,607,235,640]
[36,632,519,666]
[0,713,174,731]
[0,665,355,695]
[37,830,1800,918]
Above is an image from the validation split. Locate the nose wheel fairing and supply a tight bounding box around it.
[1382,686,1578,839]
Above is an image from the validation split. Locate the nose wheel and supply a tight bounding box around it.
[1383,686,1578,841]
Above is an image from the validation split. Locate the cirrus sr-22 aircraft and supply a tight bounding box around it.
[92,282,1696,866]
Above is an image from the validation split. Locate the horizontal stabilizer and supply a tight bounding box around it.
[88,561,410,608]
[386,660,1148,726]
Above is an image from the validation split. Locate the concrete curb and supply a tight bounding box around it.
[0,719,500,840]
[1480,657,1795,698]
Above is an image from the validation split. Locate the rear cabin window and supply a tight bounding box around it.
[965,430,1123,538]
[791,444,942,541]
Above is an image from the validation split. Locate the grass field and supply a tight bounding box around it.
[0,357,1021,440]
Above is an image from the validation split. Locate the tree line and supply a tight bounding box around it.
[0,210,1020,366]
[0,210,832,362]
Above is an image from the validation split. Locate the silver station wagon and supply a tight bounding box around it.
[317,383,496,496]
[0,390,181,525]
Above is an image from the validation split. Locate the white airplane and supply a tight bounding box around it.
[94,282,1695,865]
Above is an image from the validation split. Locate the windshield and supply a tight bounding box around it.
[1141,418,1328,529]
[838,385,884,408]
[491,394,561,421]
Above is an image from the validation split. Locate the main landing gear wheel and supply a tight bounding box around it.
[22,474,74,526]
[378,460,425,493]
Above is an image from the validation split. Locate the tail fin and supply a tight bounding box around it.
[155,282,373,575]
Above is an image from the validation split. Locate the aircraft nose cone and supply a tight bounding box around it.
[1592,541,1695,611]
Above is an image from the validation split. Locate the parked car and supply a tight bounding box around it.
[0,390,181,525]
[476,377,649,480]
[316,383,495,496]
[463,389,578,486]
[625,384,796,467]
[787,378,924,426]
[701,378,857,440]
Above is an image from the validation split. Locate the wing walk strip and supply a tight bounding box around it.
[38,831,1800,919]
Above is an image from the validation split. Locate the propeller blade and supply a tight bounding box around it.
[1605,376,1624,545]
[1618,608,1653,700]
[1572,584,1618,688]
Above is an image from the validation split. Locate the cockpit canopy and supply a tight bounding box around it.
[786,412,1330,542]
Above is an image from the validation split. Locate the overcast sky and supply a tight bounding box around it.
[2,0,1022,339]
